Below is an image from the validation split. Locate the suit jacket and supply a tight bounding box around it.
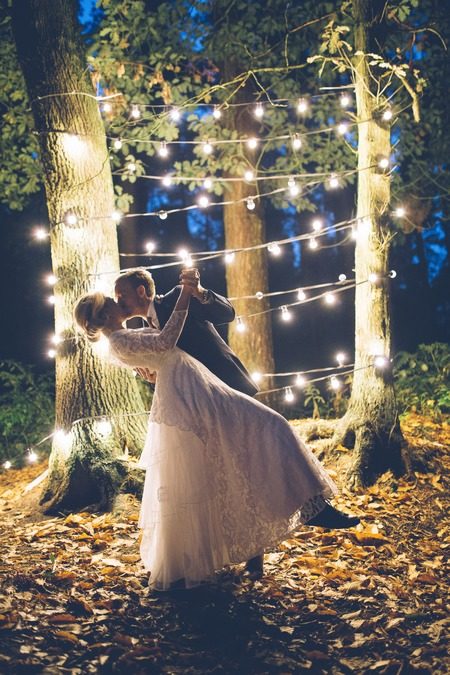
[154,286,258,396]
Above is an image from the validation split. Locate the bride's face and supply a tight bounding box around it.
[102,297,126,327]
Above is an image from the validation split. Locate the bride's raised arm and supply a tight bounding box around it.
[110,285,191,360]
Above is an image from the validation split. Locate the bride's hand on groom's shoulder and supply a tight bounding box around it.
[135,367,157,384]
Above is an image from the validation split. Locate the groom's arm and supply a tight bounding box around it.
[179,269,235,324]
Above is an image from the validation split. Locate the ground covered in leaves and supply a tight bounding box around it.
[0,413,449,674]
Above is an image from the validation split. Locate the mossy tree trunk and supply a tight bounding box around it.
[11,0,147,512]
[334,0,405,487]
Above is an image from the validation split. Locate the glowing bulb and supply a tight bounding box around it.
[145,241,156,253]
[27,449,38,463]
[203,177,213,189]
[131,105,141,119]
[162,174,173,187]
[54,429,72,453]
[309,238,318,250]
[295,373,306,387]
[338,273,347,282]
[254,103,264,118]
[255,291,264,300]
[244,169,254,182]
[158,210,168,220]
[158,142,169,158]
[374,355,389,369]
[251,371,263,383]
[297,289,306,301]
[281,305,292,321]
[378,157,390,170]
[198,194,210,208]
[113,138,123,150]
[170,107,181,122]
[288,179,300,197]
[202,141,213,155]
[285,387,295,402]
[225,252,235,264]
[96,418,112,436]
[34,227,48,241]
[111,210,122,223]
[213,106,222,119]
[337,122,349,135]
[312,218,322,232]
[48,295,56,305]
[246,197,256,211]
[63,134,85,157]
[382,108,393,121]
[47,348,56,358]
[178,248,189,260]
[247,137,258,150]
[329,174,340,189]
[340,94,351,108]
[297,98,308,114]
[292,134,302,150]
[3,460,12,470]
[236,317,247,332]
[127,162,136,173]
[101,102,112,113]
[324,293,336,305]
[394,206,406,218]
[51,334,62,345]
[388,270,397,279]
[65,213,78,226]
[336,352,346,366]
[330,376,341,390]
[268,242,281,256]
[46,274,57,285]
[368,272,379,284]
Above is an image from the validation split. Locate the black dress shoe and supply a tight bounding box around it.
[244,554,264,579]
[307,502,360,529]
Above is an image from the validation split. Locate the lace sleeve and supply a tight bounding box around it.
[110,309,188,362]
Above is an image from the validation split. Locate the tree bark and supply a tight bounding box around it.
[333,0,406,486]
[11,0,147,512]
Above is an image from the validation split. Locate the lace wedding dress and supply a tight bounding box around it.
[109,308,337,590]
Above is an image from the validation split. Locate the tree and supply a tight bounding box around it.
[11,0,147,512]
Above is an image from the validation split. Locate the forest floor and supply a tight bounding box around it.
[0,413,449,675]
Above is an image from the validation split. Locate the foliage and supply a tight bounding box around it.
[394,343,450,418]
[0,360,54,466]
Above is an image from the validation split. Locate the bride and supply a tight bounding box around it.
[74,283,358,590]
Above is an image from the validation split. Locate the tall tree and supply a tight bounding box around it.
[11,0,147,512]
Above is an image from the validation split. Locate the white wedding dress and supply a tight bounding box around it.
[109,308,337,590]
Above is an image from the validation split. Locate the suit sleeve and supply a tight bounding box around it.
[188,288,236,324]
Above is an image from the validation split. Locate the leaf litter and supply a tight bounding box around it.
[0,413,448,674]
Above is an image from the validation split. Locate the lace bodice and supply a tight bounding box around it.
[109,309,188,369]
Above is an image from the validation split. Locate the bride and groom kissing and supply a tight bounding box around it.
[74,268,359,590]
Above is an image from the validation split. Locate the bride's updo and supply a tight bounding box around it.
[74,292,108,342]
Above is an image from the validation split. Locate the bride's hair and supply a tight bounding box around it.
[74,292,108,343]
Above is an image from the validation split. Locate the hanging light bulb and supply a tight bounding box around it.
[158,142,169,158]
[3,460,12,470]
[368,272,379,284]
[336,352,346,366]
[297,289,306,301]
[212,106,222,119]
[244,169,254,182]
[111,210,122,224]
[101,101,112,113]
[324,292,336,305]
[311,218,322,232]
[337,122,349,135]
[247,137,258,150]
[330,376,341,390]
[170,107,181,122]
[374,355,389,369]
[47,295,56,305]
[394,206,406,218]
[251,371,263,383]
[236,317,247,332]
[328,174,340,189]
[27,449,38,463]
[295,373,306,387]
[158,210,168,220]
[224,252,235,264]
[382,108,393,121]
[34,227,49,241]
[51,334,62,345]
[246,197,256,211]
[254,103,264,119]
[285,387,295,402]
[378,157,390,170]
[162,174,173,187]
[297,98,308,114]
[47,348,56,358]
[281,305,292,322]
[46,273,57,286]
[202,141,213,155]
[338,273,347,282]
[198,194,210,208]
[130,105,141,119]
[309,238,318,250]
[288,178,300,197]
[292,134,302,150]
[255,291,264,300]
[388,270,397,279]
[340,93,351,108]
[65,213,78,226]
[145,241,156,254]
[113,138,123,151]
[203,177,213,190]
[268,242,281,256]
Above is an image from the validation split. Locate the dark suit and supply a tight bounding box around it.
[154,286,258,397]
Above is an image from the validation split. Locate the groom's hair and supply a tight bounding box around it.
[115,269,155,298]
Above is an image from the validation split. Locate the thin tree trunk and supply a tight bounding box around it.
[11,0,147,512]
[333,0,405,486]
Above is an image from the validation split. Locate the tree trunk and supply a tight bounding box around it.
[334,0,405,487]
[11,0,147,512]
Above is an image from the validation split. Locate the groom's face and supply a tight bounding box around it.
[114,279,142,318]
